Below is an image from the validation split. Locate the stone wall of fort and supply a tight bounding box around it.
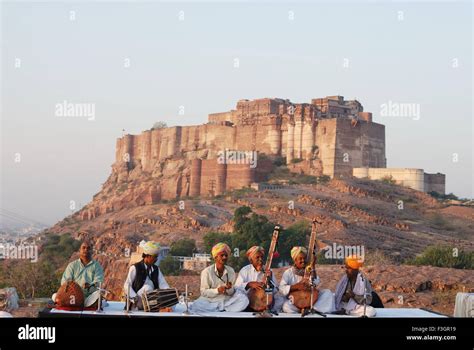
[424,173,446,194]
[114,96,387,187]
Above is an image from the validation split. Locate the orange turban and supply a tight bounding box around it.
[246,246,264,260]
[211,243,231,259]
[345,255,364,269]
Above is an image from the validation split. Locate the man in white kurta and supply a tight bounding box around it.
[279,246,334,314]
[334,255,376,317]
[190,243,249,313]
[235,246,285,313]
[123,241,183,312]
[123,261,170,298]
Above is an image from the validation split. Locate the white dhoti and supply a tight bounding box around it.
[282,289,335,314]
[342,303,377,317]
[190,291,249,313]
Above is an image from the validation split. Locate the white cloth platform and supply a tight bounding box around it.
[49,301,446,318]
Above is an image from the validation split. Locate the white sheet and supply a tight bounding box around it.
[50,301,446,318]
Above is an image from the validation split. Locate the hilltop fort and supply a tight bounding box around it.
[81,96,444,220]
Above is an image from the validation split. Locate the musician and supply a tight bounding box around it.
[123,241,172,310]
[279,246,334,313]
[52,240,104,303]
[334,255,376,317]
[190,243,249,313]
[235,245,284,312]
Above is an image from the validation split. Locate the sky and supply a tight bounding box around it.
[1,0,472,226]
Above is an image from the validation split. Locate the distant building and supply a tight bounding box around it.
[353,168,446,194]
[251,182,284,191]
[173,253,211,271]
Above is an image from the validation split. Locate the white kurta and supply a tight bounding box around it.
[123,263,170,298]
[190,264,249,313]
[235,264,279,291]
[235,264,285,312]
[279,267,335,314]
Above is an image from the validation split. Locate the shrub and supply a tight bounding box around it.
[380,175,396,185]
[272,156,286,167]
[406,246,474,269]
[428,191,459,201]
[317,175,331,184]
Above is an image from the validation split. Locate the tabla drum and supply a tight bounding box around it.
[141,289,179,312]
[56,281,85,311]
[84,290,101,309]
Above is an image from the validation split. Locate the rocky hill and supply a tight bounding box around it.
[42,175,474,312]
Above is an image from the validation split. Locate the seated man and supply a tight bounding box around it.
[123,241,175,311]
[52,240,104,306]
[190,243,249,313]
[235,245,284,313]
[279,246,334,314]
[334,255,377,317]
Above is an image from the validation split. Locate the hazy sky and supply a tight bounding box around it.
[1,0,472,226]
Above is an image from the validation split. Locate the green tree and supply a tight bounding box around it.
[233,206,252,231]
[170,238,196,257]
[202,232,233,253]
[202,209,317,270]
[0,233,82,298]
[159,255,181,276]
[278,220,310,265]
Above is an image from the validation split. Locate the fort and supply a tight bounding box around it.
[80,96,445,220]
[115,95,386,179]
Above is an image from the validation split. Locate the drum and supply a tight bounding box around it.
[141,289,179,312]
[248,288,273,312]
[56,281,85,311]
[288,289,319,310]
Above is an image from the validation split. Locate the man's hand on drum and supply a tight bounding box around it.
[247,281,265,290]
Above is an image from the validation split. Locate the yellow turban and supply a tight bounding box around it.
[345,255,364,269]
[211,242,231,259]
[290,246,307,261]
[142,241,161,256]
[246,246,264,260]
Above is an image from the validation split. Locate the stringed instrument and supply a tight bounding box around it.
[248,225,281,312]
[288,218,320,310]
